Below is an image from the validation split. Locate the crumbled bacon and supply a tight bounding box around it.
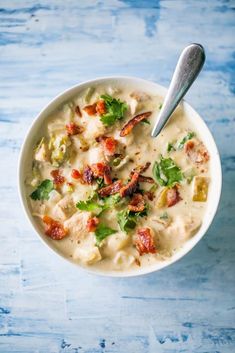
[102,137,118,156]
[71,169,82,180]
[83,166,94,184]
[120,111,152,137]
[120,172,139,197]
[98,180,123,198]
[135,228,156,256]
[184,139,210,165]
[75,105,82,117]
[91,162,112,185]
[42,215,68,240]
[96,100,106,115]
[66,122,84,136]
[133,162,151,174]
[86,217,99,232]
[51,169,65,186]
[91,162,107,177]
[83,103,97,116]
[138,175,155,183]
[145,191,155,201]
[103,165,112,185]
[128,193,145,212]
[166,186,182,207]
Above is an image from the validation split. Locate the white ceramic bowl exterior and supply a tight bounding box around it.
[18,77,222,277]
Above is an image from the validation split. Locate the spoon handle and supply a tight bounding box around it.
[151,43,205,138]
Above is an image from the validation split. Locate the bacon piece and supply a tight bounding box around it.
[43,215,68,240]
[51,169,65,186]
[138,175,155,183]
[66,122,84,136]
[145,191,155,201]
[120,172,139,197]
[91,162,112,185]
[96,135,118,156]
[83,103,97,116]
[91,162,107,177]
[166,186,182,207]
[75,105,82,117]
[135,228,156,256]
[184,139,210,165]
[133,162,151,174]
[102,137,118,156]
[130,170,154,183]
[98,180,123,198]
[120,111,152,137]
[103,165,112,185]
[96,100,106,115]
[128,193,145,212]
[71,169,82,180]
[83,166,93,184]
[86,217,99,232]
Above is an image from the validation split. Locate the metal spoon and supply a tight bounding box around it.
[151,43,205,138]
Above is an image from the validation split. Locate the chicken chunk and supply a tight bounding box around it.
[160,216,201,252]
[53,195,76,221]
[64,211,91,239]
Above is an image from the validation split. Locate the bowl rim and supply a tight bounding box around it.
[18,75,222,277]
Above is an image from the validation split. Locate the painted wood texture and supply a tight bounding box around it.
[0,1,235,352]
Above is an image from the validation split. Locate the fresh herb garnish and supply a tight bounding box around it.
[178,132,196,149]
[99,94,128,126]
[117,209,137,233]
[95,224,117,245]
[76,193,121,215]
[141,118,150,125]
[152,156,183,187]
[30,179,54,201]
[167,142,176,153]
[76,197,103,214]
[158,103,163,109]
[102,194,121,209]
[117,207,148,233]
[96,177,105,189]
[160,212,169,220]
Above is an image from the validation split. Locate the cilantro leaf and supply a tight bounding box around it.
[96,177,105,189]
[117,209,137,233]
[30,179,54,200]
[178,132,196,149]
[102,194,121,209]
[141,118,150,125]
[167,142,176,153]
[100,94,128,126]
[76,199,103,214]
[117,207,148,234]
[95,223,117,245]
[160,212,169,220]
[152,156,183,187]
[76,193,121,215]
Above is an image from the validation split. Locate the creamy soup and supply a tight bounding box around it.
[25,83,210,272]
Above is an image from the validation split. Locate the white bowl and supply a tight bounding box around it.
[18,76,222,277]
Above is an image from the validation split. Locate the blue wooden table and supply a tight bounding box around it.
[0,1,235,352]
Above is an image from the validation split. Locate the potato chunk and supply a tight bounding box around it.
[192,176,209,202]
[73,245,101,265]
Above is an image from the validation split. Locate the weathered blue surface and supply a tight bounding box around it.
[0,1,235,352]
